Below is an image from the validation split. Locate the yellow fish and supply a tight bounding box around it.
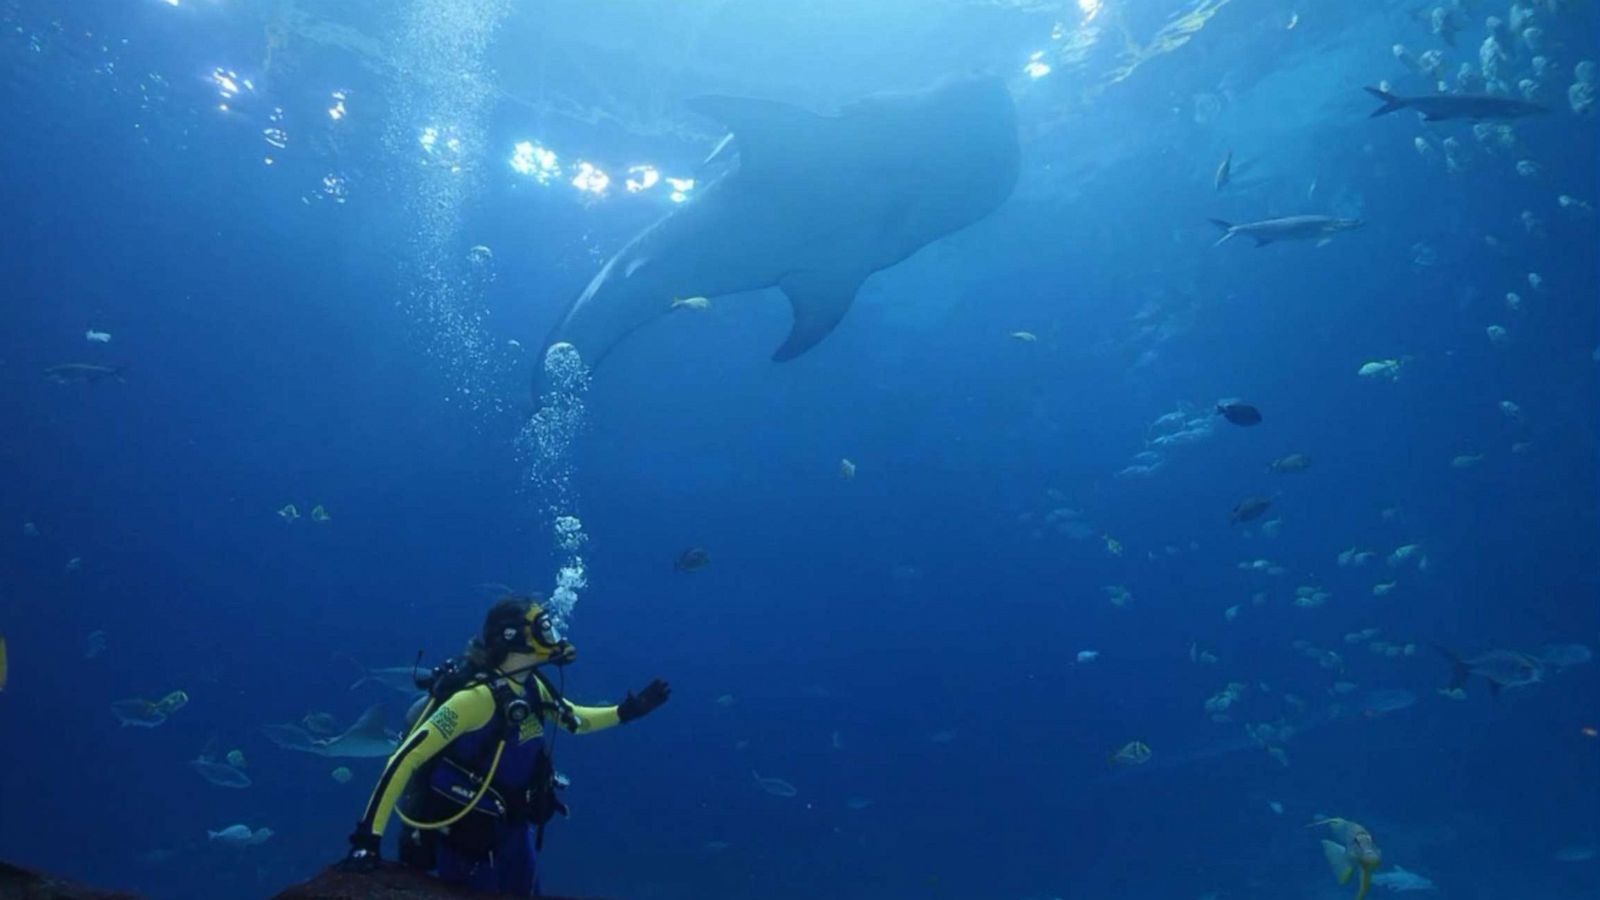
[1312,817,1382,900]
[1103,534,1124,556]
[311,504,331,523]
[226,749,247,769]
[838,458,857,480]
[277,504,300,523]
[0,633,8,692]
[671,296,711,311]
[1009,331,1038,342]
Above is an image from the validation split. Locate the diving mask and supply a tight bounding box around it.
[521,604,576,665]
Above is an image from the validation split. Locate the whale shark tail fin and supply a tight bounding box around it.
[774,270,866,361]
[1208,219,1236,247]
[1364,87,1407,117]
[685,95,824,182]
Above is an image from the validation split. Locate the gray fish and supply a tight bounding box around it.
[752,770,798,798]
[264,704,398,758]
[1437,646,1545,695]
[190,739,252,788]
[1229,496,1273,523]
[1216,400,1262,426]
[1268,453,1312,474]
[1208,215,1363,248]
[1354,689,1417,716]
[110,698,167,728]
[1365,87,1548,122]
[190,758,252,788]
[44,363,125,384]
[675,547,711,572]
[1214,149,1232,190]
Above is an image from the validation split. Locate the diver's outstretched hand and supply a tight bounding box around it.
[618,678,671,722]
[339,830,381,873]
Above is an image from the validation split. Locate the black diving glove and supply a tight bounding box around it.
[340,829,381,873]
[617,678,671,722]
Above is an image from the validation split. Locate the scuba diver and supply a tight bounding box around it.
[341,596,670,895]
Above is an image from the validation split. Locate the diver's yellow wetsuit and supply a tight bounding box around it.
[343,597,669,897]
[357,671,620,841]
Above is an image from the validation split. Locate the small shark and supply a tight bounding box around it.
[262,704,399,758]
[1365,86,1548,121]
[340,655,424,694]
[1208,215,1363,247]
[44,363,125,384]
[534,75,1018,395]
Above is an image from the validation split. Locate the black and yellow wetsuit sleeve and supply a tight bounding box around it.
[355,684,498,838]
[565,700,622,733]
[531,675,621,734]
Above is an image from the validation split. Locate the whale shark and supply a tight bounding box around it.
[535,75,1019,394]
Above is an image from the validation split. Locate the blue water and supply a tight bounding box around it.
[1,1,1597,898]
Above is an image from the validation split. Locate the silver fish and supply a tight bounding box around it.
[1208,215,1363,248]
[1438,646,1544,695]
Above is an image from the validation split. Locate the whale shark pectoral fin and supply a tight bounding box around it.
[773,270,864,361]
[684,95,824,180]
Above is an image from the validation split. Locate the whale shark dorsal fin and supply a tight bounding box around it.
[774,269,864,361]
[685,95,823,180]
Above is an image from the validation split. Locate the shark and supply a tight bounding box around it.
[534,75,1019,395]
[339,655,425,694]
[261,704,399,759]
[44,363,125,384]
[1364,86,1548,122]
